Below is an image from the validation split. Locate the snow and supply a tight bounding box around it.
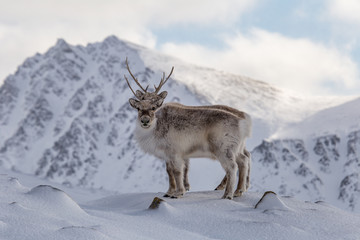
[1,36,360,238]
[1,169,359,240]
[272,96,360,139]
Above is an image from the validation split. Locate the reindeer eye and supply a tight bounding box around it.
[152,107,156,110]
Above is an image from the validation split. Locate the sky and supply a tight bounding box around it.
[0,0,360,96]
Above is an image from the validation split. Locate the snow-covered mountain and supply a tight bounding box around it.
[0,36,202,193]
[259,97,360,212]
[0,36,358,212]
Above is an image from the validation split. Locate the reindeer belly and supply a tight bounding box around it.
[170,130,217,160]
[185,151,216,159]
[183,144,216,160]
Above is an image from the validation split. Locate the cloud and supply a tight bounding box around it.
[327,0,360,24]
[0,0,255,27]
[161,28,359,96]
[0,0,256,44]
[0,0,256,83]
[1,1,358,96]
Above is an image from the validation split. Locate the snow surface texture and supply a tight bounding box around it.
[0,36,359,213]
[1,173,360,240]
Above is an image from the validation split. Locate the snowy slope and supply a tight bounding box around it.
[0,35,359,214]
[273,96,360,138]
[252,97,360,212]
[1,172,359,240]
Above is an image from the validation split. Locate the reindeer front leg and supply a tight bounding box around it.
[167,158,186,198]
[164,159,186,198]
[164,162,176,198]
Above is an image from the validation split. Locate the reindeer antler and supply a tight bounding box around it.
[124,57,174,97]
[124,58,149,97]
[124,74,139,99]
[154,66,174,94]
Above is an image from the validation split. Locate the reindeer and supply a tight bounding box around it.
[124,59,252,199]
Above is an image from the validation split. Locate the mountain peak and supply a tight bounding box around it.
[103,35,121,44]
[54,38,71,49]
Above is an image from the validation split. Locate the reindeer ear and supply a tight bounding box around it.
[155,98,164,107]
[129,98,140,109]
[158,91,168,99]
[135,90,143,99]
[155,91,167,107]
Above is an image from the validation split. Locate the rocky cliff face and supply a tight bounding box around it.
[251,130,360,212]
[339,130,360,211]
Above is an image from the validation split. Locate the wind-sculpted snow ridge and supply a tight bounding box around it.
[1,174,360,240]
[0,35,358,213]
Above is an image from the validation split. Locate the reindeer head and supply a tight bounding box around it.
[124,58,173,129]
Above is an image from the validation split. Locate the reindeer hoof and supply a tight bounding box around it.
[164,193,182,199]
[222,194,233,200]
[234,190,244,197]
[164,193,176,198]
[171,192,185,199]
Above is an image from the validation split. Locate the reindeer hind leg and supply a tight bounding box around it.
[218,149,237,200]
[215,175,227,190]
[234,149,250,197]
[245,149,251,191]
[183,158,190,191]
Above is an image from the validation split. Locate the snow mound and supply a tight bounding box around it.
[0,176,99,240]
[27,185,87,217]
[255,191,291,211]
